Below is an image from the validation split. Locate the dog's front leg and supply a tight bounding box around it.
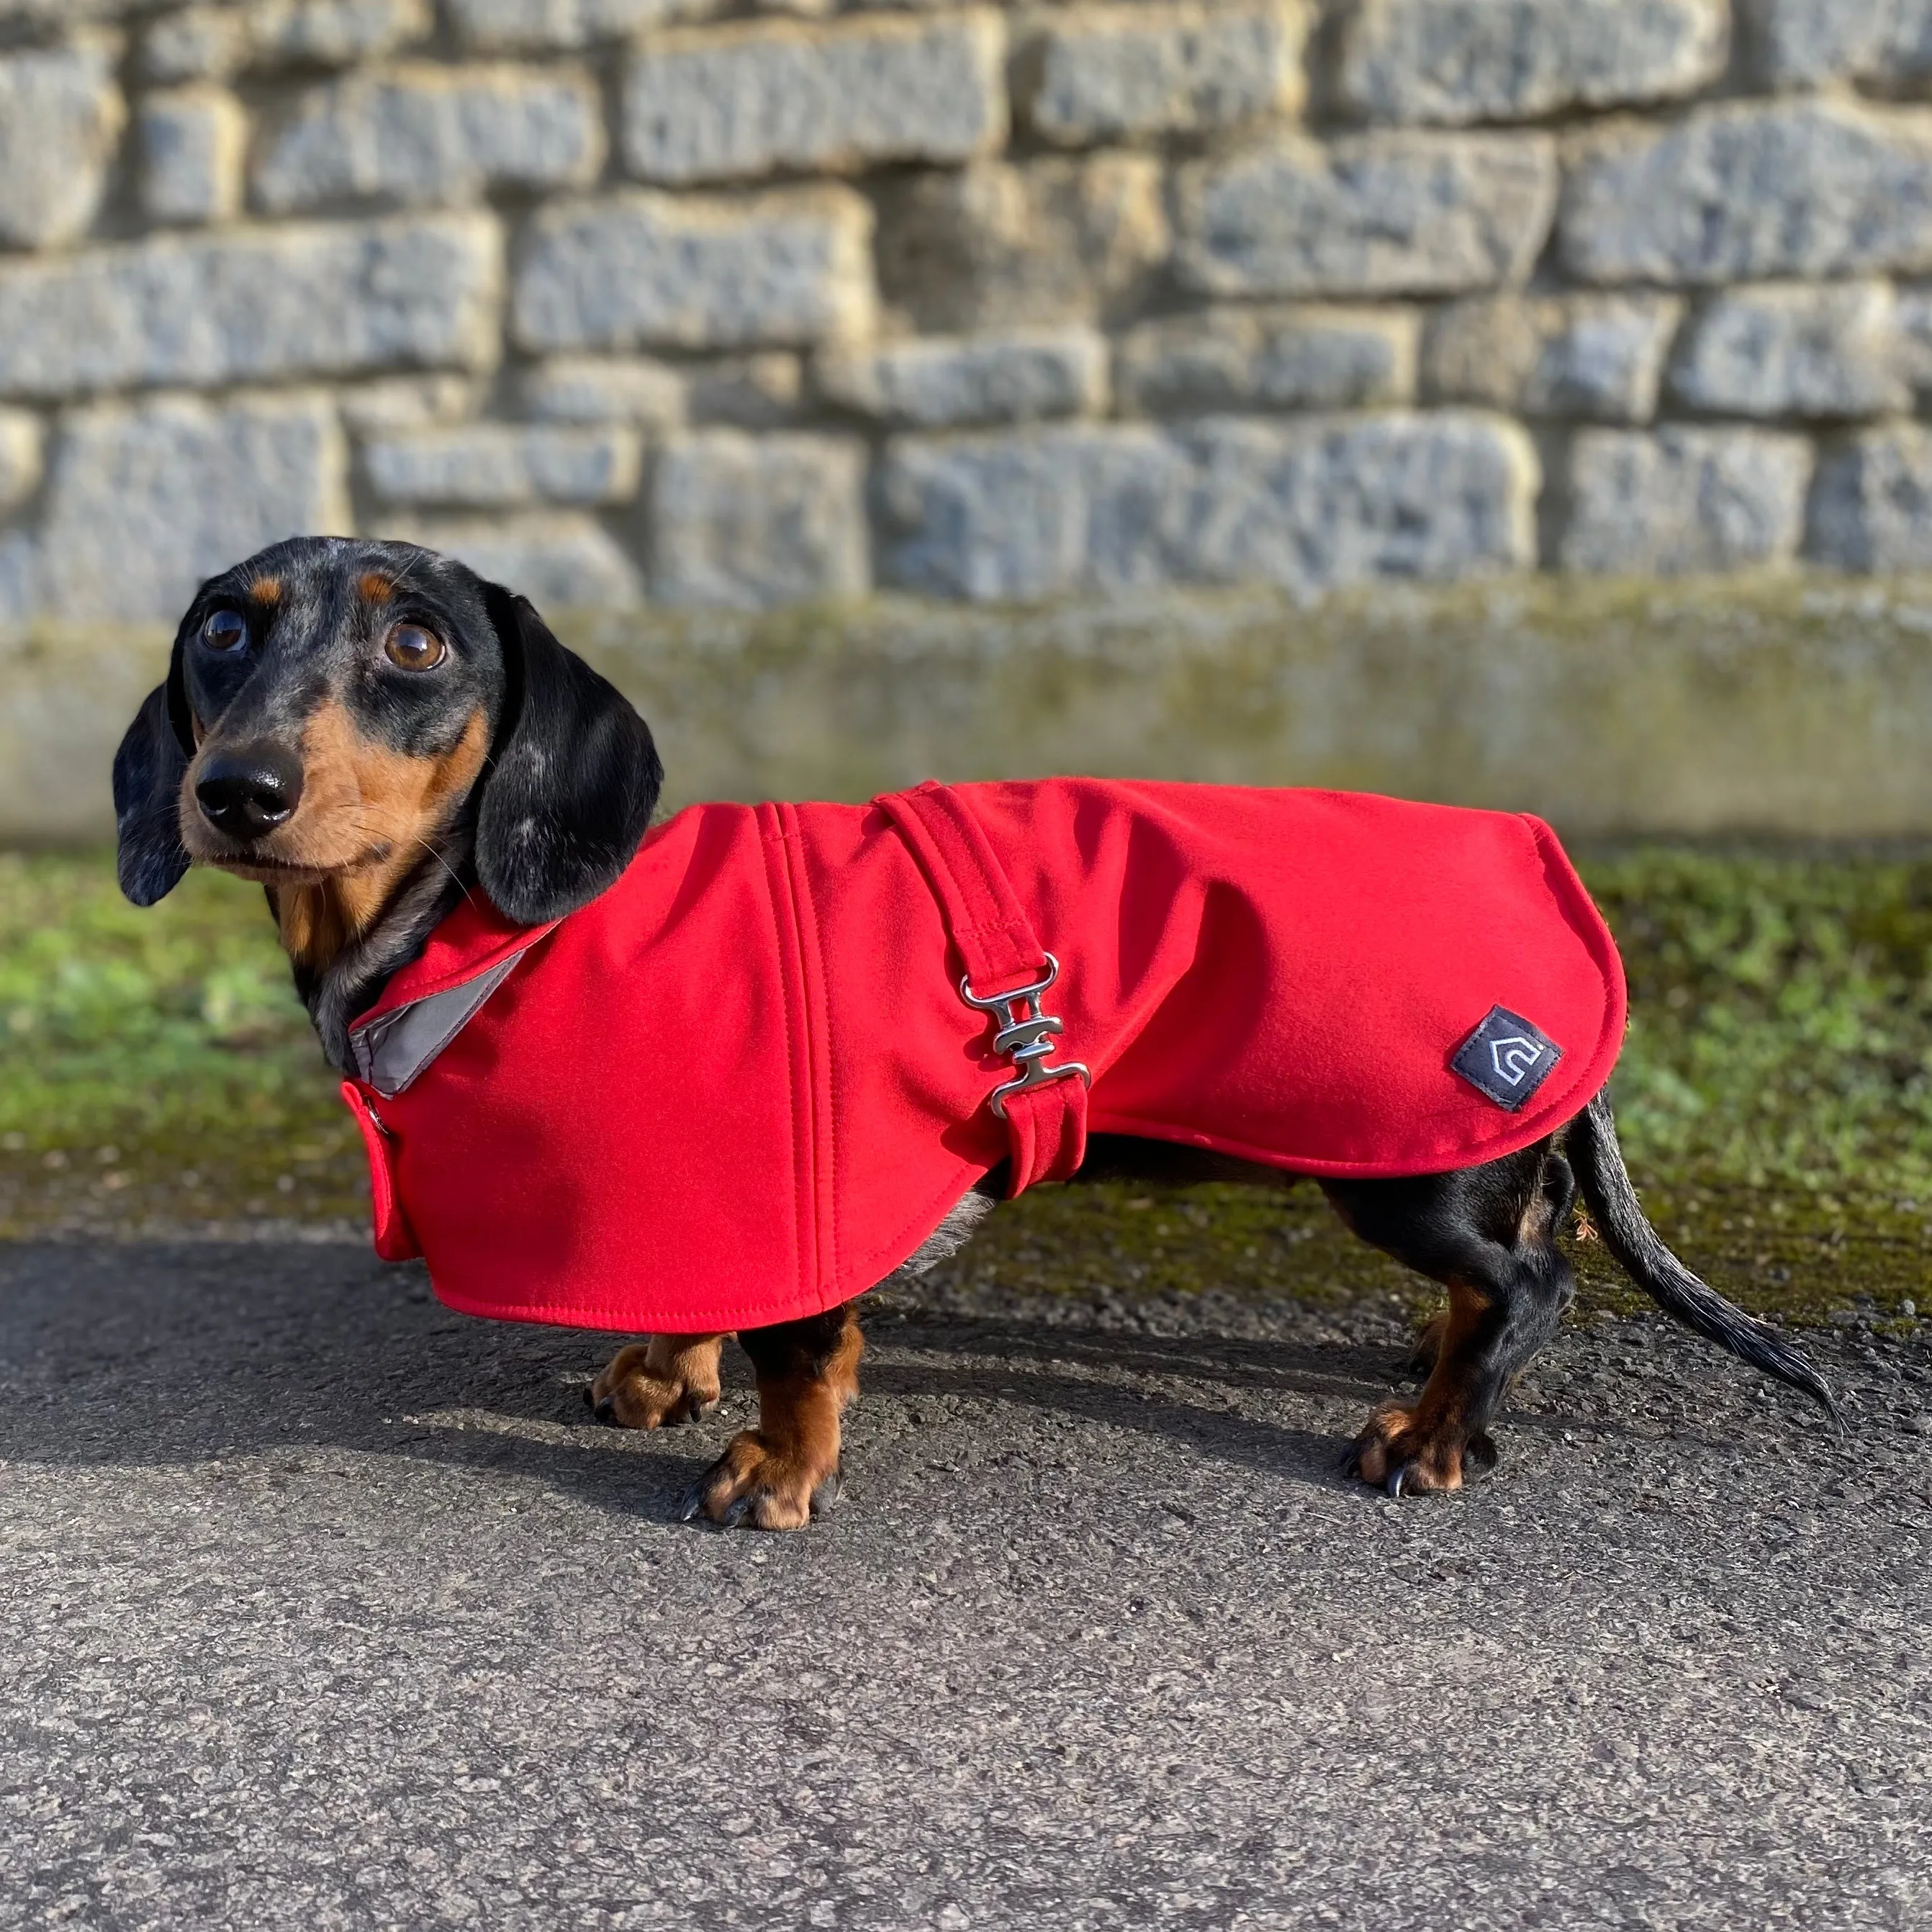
[682,1303,862,1531]
[589,1333,726,1429]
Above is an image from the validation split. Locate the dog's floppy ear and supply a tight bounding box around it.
[475,584,662,927]
[112,634,194,907]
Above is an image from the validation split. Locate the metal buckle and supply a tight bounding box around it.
[958,951,1091,1121]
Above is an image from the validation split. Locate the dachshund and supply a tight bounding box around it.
[112,536,1838,1529]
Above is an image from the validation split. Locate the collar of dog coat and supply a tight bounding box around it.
[347,890,561,1098]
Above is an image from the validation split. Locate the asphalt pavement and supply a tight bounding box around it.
[1,1237,1928,1930]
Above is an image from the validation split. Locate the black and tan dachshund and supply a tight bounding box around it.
[112,536,1838,1528]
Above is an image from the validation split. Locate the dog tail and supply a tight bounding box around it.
[1566,1091,1843,1426]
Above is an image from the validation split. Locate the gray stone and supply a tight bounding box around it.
[1891,284,1932,394]
[1023,2,1304,145]
[335,374,482,435]
[1560,428,1813,575]
[247,0,434,68]
[876,156,1169,330]
[1176,132,1556,299]
[448,0,723,50]
[1670,282,1908,419]
[143,9,251,83]
[1743,0,1932,89]
[879,412,1536,601]
[362,425,642,506]
[1340,0,1726,126]
[376,513,643,608]
[37,392,351,624]
[513,189,875,353]
[1424,292,1683,423]
[1178,412,1539,594]
[1809,426,1932,570]
[817,328,1108,428]
[1561,101,1932,286]
[254,65,603,212]
[0,0,135,22]
[649,430,869,607]
[145,3,430,81]
[0,48,125,250]
[622,12,1005,186]
[139,89,248,226]
[1116,306,1416,415]
[0,215,503,401]
[520,358,688,429]
[0,410,43,518]
[685,353,807,425]
[520,348,807,433]
[875,424,1181,600]
[0,529,34,634]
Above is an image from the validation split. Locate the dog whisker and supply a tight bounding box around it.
[408,832,474,906]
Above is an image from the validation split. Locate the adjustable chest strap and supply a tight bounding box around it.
[876,780,1088,1197]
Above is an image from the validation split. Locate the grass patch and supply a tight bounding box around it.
[3,846,1929,1320]
[0,855,364,1232]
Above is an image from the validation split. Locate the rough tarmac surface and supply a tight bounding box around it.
[0,1238,1928,1930]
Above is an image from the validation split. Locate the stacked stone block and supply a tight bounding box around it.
[4,0,1932,623]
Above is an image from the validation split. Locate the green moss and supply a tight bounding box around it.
[926,1178,1425,1311]
[3,844,1930,1321]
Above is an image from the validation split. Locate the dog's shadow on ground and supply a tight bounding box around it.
[862,1309,1396,1486]
[0,1240,1389,1515]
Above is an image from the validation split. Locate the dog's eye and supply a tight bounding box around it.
[384,623,446,672]
[201,608,248,652]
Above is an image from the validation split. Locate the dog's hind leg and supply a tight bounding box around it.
[1324,1144,1575,1497]
[683,1303,862,1531]
[588,1333,726,1430]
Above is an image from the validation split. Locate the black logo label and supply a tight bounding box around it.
[1450,1006,1563,1111]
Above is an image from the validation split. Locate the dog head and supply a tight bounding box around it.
[112,536,661,964]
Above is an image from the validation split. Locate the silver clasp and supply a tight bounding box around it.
[959,951,1091,1120]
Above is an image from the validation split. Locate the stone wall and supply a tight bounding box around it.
[2,0,1932,623]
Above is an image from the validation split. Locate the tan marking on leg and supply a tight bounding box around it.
[1517,1180,1563,1249]
[699,1314,863,1532]
[590,1334,726,1429]
[1407,1309,1450,1377]
[1353,1280,1486,1494]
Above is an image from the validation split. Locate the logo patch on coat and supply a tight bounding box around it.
[1451,1006,1563,1111]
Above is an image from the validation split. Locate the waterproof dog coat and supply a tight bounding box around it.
[340,781,1625,1335]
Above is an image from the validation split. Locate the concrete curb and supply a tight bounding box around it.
[12,572,1932,844]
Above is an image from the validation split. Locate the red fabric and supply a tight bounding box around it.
[877,781,1088,1192]
[340,1081,419,1262]
[342,782,1626,1335]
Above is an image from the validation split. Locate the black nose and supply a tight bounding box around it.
[194,744,304,841]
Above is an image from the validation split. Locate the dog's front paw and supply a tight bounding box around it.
[1344,1402,1496,1498]
[681,1430,839,1532]
[588,1339,721,1430]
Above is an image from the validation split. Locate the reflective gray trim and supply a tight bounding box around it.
[350,951,525,1098]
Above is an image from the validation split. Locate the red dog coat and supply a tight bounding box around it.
[340,781,1625,1335]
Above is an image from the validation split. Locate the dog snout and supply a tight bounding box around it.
[194,742,304,841]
